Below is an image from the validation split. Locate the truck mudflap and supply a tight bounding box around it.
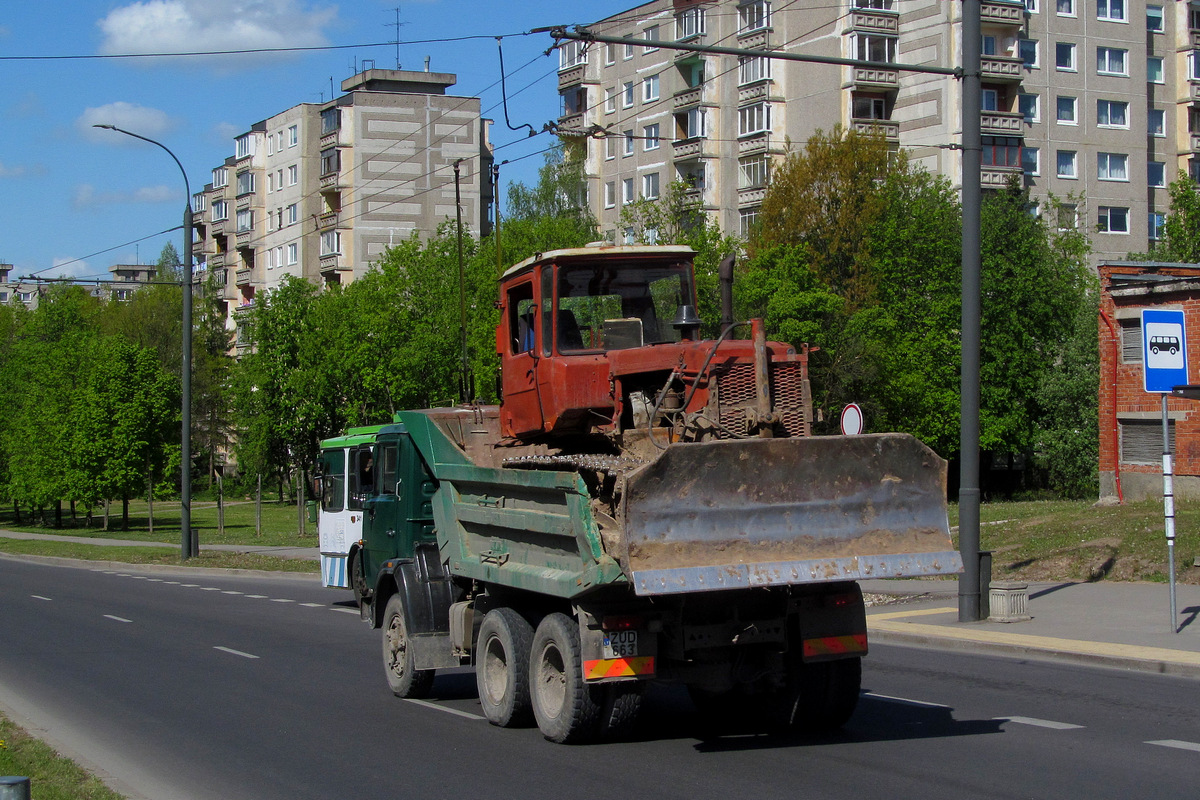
[620,433,962,596]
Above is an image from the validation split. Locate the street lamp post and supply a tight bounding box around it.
[93,124,196,560]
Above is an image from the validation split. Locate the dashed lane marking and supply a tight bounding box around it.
[104,615,132,623]
[300,603,323,607]
[1147,740,1200,753]
[863,692,950,709]
[30,595,51,601]
[180,584,199,588]
[221,591,243,595]
[270,599,294,603]
[405,699,484,721]
[245,595,268,599]
[331,608,360,615]
[996,716,1084,730]
[214,646,259,660]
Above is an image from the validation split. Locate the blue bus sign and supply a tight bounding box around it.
[1143,309,1189,393]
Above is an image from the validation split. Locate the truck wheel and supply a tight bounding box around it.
[476,608,534,727]
[382,594,435,699]
[787,657,862,733]
[530,612,602,743]
[349,551,369,607]
[599,683,643,740]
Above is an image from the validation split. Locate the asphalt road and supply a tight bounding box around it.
[3,556,1200,800]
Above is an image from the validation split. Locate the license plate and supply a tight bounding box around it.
[602,630,638,659]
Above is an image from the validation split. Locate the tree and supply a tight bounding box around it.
[1156,172,1200,262]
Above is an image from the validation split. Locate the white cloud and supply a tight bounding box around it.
[72,183,178,209]
[97,0,335,60]
[0,162,46,179]
[46,257,95,280]
[212,122,242,144]
[79,102,175,142]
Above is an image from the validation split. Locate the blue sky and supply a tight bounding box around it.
[0,0,632,279]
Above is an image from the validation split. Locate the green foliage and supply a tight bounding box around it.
[156,241,182,283]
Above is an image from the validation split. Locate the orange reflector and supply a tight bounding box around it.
[583,656,655,680]
[802,633,868,658]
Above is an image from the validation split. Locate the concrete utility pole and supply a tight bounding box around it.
[93,124,197,560]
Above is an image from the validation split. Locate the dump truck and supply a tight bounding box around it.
[349,244,961,743]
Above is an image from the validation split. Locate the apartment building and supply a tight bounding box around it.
[559,0,1187,265]
[194,67,494,336]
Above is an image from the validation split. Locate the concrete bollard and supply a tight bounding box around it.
[988,581,1032,623]
[0,777,31,800]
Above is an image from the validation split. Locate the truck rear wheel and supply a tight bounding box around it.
[787,656,862,732]
[476,608,534,727]
[599,683,643,740]
[382,594,435,699]
[530,612,602,744]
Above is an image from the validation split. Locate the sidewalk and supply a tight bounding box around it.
[0,529,319,561]
[863,578,1200,678]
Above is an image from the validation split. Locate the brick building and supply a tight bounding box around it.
[1099,261,1200,501]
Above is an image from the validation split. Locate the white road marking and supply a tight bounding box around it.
[146,578,163,582]
[30,595,52,601]
[245,595,268,599]
[300,603,323,608]
[131,576,148,580]
[995,716,1084,730]
[405,699,484,721]
[214,646,260,660]
[221,591,243,595]
[116,573,130,577]
[181,584,199,588]
[104,615,132,623]
[1147,740,1200,753]
[199,587,221,592]
[331,608,360,615]
[270,599,293,603]
[164,581,181,585]
[863,692,950,709]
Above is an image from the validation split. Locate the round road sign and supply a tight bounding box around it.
[840,403,864,435]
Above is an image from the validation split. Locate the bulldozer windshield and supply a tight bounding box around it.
[556,260,696,353]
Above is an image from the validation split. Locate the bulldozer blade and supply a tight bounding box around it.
[620,433,961,596]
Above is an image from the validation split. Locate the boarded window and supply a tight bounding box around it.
[1120,320,1142,363]
[1119,419,1175,465]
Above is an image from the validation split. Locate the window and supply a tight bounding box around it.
[624,130,635,156]
[235,170,254,195]
[1150,212,1166,240]
[1097,152,1128,181]
[679,161,705,190]
[605,88,616,114]
[321,107,340,135]
[739,208,760,238]
[644,25,659,51]
[622,178,634,204]
[854,94,888,119]
[622,81,634,108]
[1096,47,1127,75]
[642,172,660,200]
[1149,109,1166,137]
[235,134,253,159]
[286,203,298,225]
[604,44,614,66]
[1056,42,1076,71]
[623,227,636,245]
[320,147,340,175]
[287,165,297,186]
[212,167,228,188]
[287,243,297,265]
[1019,93,1040,122]
[604,181,616,208]
[854,33,896,63]
[267,172,274,193]
[212,199,228,221]
[1057,150,1077,178]
[982,136,1022,168]
[676,7,705,39]
[643,123,660,150]
[266,135,274,156]
[1097,99,1129,127]
[982,89,999,112]
[1098,206,1129,233]
[981,35,998,56]
[1149,161,1166,187]
[645,227,659,244]
[1057,203,1078,230]
[605,135,616,160]
[288,125,298,147]
[739,155,769,188]
[559,39,588,69]
[738,102,771,136]
[1147,5,1164,30]
[1056,0,1074,13]
[739,1,771,33]
[1022,147,1040,175]
[677,107,707,139]
[678,56,705,88]
[1025,0,1038,10]
[854,0,894,8]
[1097,0,1125,22]
[1057,95,1077,123]
[236,208,253,233]
[739,56,771,84]
[623,42,634,60]
[643,74,659,102]
[320,230,341,255]
[1148,56,1164,83]
[1020,39,1038,68]
[276,169,283,190]
[561,86,586,116]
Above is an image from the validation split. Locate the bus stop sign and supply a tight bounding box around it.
[1143,309,1188,394]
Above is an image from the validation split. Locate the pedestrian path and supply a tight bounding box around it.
[0,529,319,561]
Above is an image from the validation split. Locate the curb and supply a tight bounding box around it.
[0,551,320,582]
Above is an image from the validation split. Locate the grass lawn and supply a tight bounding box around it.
[0,712,123,800]
[0,538,318,573]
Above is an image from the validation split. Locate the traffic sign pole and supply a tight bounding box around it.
[1162,394,1178,632]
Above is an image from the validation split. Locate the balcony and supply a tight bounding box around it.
[558,64,588,90]
[556,113,587,135]
[320,173,345,191]
[210,219,226,237]
[320,254,350,277]
[851,64,899,89]
[672,137,714,159]
[673,85,708,110]
[981,110,1026,135]
[981,55,1024,83]
[236,230,253,249]
[849,8,899,35]
[209,252,226,269]
[736,28,771,50]
[1191,133,1200,153]
[1192,30,1200,48]
[738,82,772,104]
[319,129,347,149]
[738,186,767,206]
[981,164,1023,188]
[980,0,1026,25]
[737,132,780,156]
[851,117,900,140]
[319,211,338,230]
[1185,80,1200,104]
[235,268,253,286]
